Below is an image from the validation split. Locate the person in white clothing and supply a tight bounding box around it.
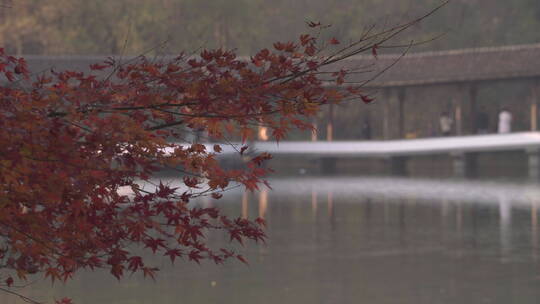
[497,107,512,134]
[439,111,453,136]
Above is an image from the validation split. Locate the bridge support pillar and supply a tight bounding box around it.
[530,80,540,131]
[319,157,337,175]
[386,156,408,176]
[382,88,406,139]
[451,152,477,178]
[453,84,477,135]
[527,148,540,181]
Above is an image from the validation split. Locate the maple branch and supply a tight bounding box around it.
[159,164,206,179]
[107,102,198,111]
[323,0,448,65]
[0,287,43,304]
[266,0,448,85]
[145,109,282,131]
[63,120,94,133]
[343,41,413,88]
[103,39,171,82]
[146,120,184,131]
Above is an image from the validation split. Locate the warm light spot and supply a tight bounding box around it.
[258,126,269,141]
[20,204,28,214]
[532,103,538,131]
[311,126,318,142]
[326,123,333,141]
[259,188,268,219]
[327,191,333,218]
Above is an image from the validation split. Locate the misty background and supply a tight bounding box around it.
[1,0,539,56]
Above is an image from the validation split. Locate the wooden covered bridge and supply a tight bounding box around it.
[324,43,540,140]
[16,44,540,178]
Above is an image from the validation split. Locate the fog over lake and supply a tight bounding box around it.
[5,176,540,304]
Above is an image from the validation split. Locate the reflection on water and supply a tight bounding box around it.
[533,200,539,262]
[259,188,268,219]
[499,194,512,257]
[5,177,540,304]
[311,187,317,218]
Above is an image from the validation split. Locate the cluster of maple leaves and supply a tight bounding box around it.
[3,9,456,300]
[0,29,378,294]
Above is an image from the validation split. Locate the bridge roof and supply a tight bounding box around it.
[18,43,540,88]
[341,43,540,87]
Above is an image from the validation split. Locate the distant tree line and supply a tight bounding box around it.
[1,0,539,55]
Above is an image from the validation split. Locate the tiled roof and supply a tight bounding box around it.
[339,43,540,87]
[18,43,540,87]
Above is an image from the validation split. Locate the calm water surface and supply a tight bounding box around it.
[5,177,540,304]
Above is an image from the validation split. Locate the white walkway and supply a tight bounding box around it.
[250,132,540,157]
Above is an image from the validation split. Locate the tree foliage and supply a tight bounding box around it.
[0,2,446,303]
[1,0,539,55]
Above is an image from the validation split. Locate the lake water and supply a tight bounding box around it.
[5,177,540,304]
